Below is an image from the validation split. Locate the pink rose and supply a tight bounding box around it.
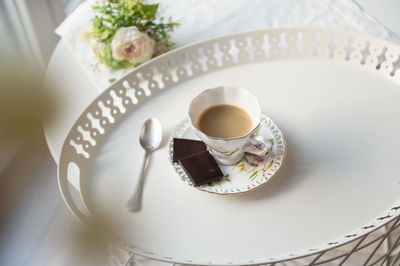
[111,26,155,64]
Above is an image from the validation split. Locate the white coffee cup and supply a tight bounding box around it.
[189,86,271,165]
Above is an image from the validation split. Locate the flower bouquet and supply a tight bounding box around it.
[85,0,178,79]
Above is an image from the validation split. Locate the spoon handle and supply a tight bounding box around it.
[125,151,151,211]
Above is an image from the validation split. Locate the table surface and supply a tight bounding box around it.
[41,1,400,265]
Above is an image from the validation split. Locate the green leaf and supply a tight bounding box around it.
[141,4,158,19]
[249,170,259,180]
[108,78,116,83]
[111,59,131,71]
[250,173,259,182]
[228,148,239,156]
[264,160,274,172]
[103,46,112,60]
[101,29,111,40]
[93,17,102,29]
[126,0,139,9]
[116,18,127,26]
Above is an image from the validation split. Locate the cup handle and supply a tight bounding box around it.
[243,135,272,156]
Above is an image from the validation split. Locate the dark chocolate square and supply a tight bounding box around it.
[173,138,207,163]
[178,150,223,186]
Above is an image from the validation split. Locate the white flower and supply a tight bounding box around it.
[111,26,155,64]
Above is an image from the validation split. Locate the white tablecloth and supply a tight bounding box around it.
[54,0,400,265]
[56,0,400,91]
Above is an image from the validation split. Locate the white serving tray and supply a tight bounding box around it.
[58,28,400,265]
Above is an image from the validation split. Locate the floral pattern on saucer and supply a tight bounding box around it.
[168,114,286,195]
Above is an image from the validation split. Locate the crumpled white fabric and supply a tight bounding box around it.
[55,0,400,92]
[55,1,400,265]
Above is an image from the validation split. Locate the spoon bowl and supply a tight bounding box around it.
[139,118,162,151]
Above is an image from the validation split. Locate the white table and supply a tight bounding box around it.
[42,1,400,265]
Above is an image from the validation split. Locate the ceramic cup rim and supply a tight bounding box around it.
[188,86,262,141]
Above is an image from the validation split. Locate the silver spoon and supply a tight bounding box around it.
[125,118,162,211]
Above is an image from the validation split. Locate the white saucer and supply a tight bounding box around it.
[168,114,287,194]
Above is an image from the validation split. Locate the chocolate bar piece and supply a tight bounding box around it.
[178,150,223,186]
[173,138,207,163]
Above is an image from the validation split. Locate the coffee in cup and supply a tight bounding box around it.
[189,86,271,165]
[197,104,253,138]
